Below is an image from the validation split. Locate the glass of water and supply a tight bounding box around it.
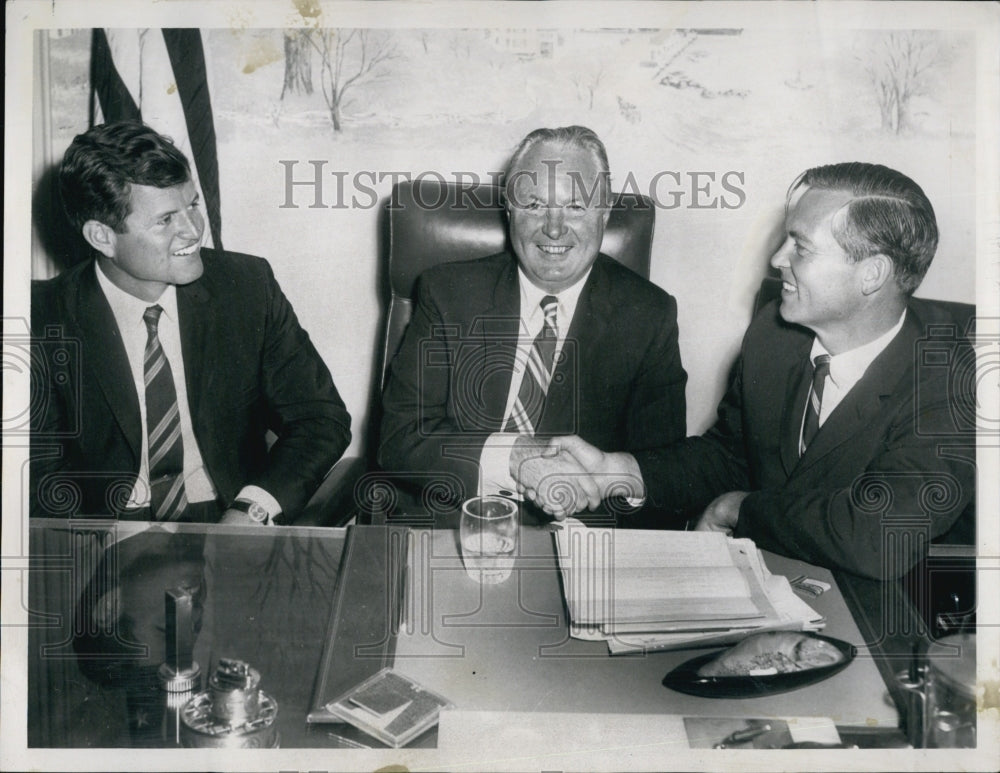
[459,496,518,584]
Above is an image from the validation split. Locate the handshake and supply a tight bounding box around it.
[507,435,646,520]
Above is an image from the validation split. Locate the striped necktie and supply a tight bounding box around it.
[800,353,832,455]
[505,295,559,435]
[143,305,188,520]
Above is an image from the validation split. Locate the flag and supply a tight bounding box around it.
[90,29,222,250]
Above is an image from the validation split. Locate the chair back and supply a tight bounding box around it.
[381,178,656,388]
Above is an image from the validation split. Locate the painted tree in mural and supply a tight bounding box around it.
[571,61,607,110]
[308,29,397,132]
[281,30,314,98]
[863,32,944,134]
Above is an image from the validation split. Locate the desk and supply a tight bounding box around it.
[389,527,898,724]
[29,519,902,752]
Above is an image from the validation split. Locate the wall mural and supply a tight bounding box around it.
[48,27,967,152]
[39,24,976,439]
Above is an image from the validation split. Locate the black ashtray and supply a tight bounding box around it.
[662,633,856,698]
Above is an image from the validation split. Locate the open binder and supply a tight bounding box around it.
[307,525,410,725]
[552,519,824,654]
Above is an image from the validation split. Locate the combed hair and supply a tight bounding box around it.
[59,121,191,233]
[788,162,938,295]
[504,125,612,208]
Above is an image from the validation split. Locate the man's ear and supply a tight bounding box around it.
[860,253,893,295]
[81,220,117,258]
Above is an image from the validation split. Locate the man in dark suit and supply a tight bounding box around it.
[548,162,975,579]
[31,122,351,524]
[378,126,686,518]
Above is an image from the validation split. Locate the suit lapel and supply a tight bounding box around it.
[177,260,214,423]
[780,352,812,476]
[73,264,142,459]
[473,256,520,430]
[540,257,611,434]
[794,312,918,474]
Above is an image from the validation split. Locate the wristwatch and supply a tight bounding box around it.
[229,498,271,525]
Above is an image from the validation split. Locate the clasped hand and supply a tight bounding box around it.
[692,490,749,535]
[509,435,645,520]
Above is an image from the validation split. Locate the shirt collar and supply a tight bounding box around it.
[809,309,907,388]
[95,261,178,326]
[516,266,593,326]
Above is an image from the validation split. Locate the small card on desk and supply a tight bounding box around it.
[349,670,414,715]
[325,667,453,748]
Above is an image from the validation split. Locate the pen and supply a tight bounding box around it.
[713,724,772,749]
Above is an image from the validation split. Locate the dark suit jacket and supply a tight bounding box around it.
[30,249,351,520]
[634,299,976,579]
[378,251,687,503]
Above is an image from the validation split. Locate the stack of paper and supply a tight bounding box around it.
[552,519,824,654]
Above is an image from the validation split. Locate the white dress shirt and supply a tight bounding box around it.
[478,267,592,496]
[803,309,907,438]
[95,263,280,516]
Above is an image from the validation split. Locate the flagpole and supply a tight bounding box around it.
[32,30,56,280]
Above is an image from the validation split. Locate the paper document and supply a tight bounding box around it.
[552,519,824,653]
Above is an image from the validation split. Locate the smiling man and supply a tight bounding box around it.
[30,121,351,524]
[378,126,687,520]
[547,162,976,579]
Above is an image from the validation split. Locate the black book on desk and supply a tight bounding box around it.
[307,524,410,723]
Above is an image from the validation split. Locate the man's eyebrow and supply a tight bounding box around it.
[155,193,201,219]
[153,192,200,219]
[788,228,812,245]
[152,205,181,220]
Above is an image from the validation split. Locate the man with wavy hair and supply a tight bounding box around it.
[31,121,351,524]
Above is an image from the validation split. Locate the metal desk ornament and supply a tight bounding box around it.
[157,587,203,745]
[179,658,280,748]
[158,586,202,693]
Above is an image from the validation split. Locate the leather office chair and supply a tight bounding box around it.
[338,178,657,524]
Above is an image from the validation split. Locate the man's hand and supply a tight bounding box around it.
[509,436,601,519]
[547,435,645,500]
[693,491,749,535]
